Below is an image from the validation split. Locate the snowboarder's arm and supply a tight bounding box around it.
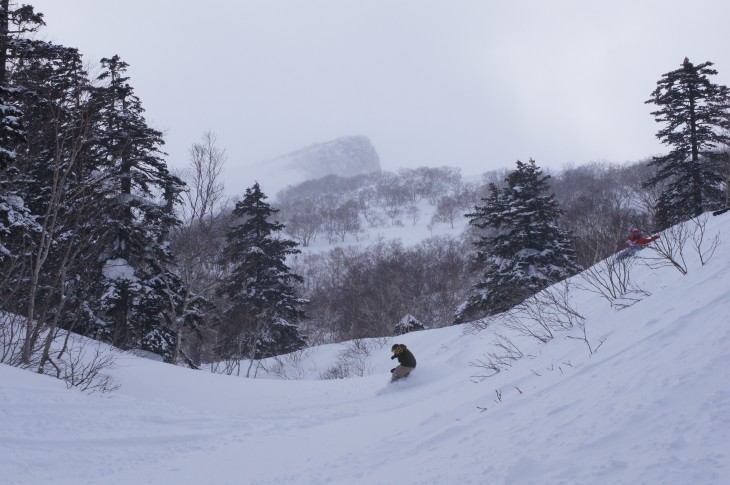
[637,235,659,245]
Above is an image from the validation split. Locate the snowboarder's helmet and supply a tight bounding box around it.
[632,228,640,235]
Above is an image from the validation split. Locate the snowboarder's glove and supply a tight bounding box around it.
[390,368,395,373]
[391,355,397,360]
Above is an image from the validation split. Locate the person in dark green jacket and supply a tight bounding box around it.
[390,343,416,382]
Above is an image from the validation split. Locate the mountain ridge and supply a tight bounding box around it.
[246,135,381,195]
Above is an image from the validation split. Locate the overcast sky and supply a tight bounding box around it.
[29,0,730,194]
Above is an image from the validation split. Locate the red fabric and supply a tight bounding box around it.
[625,235,659,247]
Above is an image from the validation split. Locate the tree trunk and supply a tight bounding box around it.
[0,0,9,85]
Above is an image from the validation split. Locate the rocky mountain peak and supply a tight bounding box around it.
[247,136,381,196]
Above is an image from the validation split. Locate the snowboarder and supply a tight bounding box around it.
[390,343,416,383]
[618,228,660,260]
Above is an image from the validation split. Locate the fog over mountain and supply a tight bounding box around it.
[29,1,730,198]
[241,136,381,196]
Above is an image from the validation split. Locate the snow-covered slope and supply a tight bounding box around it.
[2,213,730,485]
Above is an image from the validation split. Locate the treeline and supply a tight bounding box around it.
[276,167,476,246]
[0,4,198,380]
[277,162,656,264]
[280,160,657,342]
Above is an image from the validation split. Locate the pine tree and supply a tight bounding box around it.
[7,41,104,366]
[87,55,185,359]
[0,0,44,85]
[219,182,306,373]
[0,84,35,283]
[0,1,43,325]
[394,314,425,335]
[0,0,41,262]
[0,87,20,172]
[455,159,580,323]
[0,77,28,256]
[644,57,730,229]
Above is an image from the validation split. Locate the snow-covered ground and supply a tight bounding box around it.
[3,213,730,485]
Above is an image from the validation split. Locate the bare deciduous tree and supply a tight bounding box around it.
[179,131,227,228]
[431,195,459,228]
[567,321,606,357]
[577,255,650,309]
[406,204,420,226]
[53,336,120,394]
[502,281,585,342]
[689,215,720,266]
[643,214,720,274]
[168,131,230,365]
[642,223,691,275]
[470,332,527,382]
[264,347,316,380]
[320,338,378,379]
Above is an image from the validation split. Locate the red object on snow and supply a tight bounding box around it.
[625,234,660,248]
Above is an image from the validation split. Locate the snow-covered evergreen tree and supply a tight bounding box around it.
[455,159,580,324]
[6,42,102,367]
[0,85,35,272]
[394,314,425,335]
[0,87,20,172]
[0,1,43,317]
[644,58,730,229]
[86,55,185,359]
[219,182,306,369]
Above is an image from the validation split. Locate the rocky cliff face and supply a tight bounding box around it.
[250,136,381,196]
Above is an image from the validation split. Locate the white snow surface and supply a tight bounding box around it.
[3,213,730,485]
[101,258,137,281]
